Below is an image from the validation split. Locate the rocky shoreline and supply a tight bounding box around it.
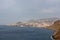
[47,20,60,40]
[6,18,60,40]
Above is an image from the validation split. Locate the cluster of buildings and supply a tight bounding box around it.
[7,22,50,28]
[7,18,58,27]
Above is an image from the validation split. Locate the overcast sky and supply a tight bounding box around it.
[0,0,60,25]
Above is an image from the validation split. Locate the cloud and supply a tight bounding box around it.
[41,9,54,13]
[40,7,60,14]
[0,0,60,24]
[33,0,60,14]
[0,0,60,14]
[23,0,60,14]
[0,0,16,10]
[46,0,60,3]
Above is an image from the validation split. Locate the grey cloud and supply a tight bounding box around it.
[0,0,16,10]
[0,0,60,24]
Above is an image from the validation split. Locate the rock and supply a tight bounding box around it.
[52,30,60,40]
[51,20,60,40]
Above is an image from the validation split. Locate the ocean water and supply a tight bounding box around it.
[0,26,54,40]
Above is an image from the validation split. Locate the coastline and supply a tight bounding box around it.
[1,20,60,40]
[0,25,57,40]
[47,20,60,40]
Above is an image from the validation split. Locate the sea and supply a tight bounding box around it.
[0,25,54,40]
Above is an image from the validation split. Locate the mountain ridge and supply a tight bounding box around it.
[6,17,60,28]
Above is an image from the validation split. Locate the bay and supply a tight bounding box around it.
[0,26,54,40]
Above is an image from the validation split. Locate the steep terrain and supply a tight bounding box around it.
[47,20,60,40]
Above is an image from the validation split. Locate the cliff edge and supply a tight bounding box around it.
[47,20,60,40]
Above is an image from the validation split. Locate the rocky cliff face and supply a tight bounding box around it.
[52,30,60,40]
[48,20,60,40]
[47,20,60,31]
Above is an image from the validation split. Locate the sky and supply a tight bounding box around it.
[0,0,60,25]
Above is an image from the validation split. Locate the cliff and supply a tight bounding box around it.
[6,18,60,40]
[47,20,60,40]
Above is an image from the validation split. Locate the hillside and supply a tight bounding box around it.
[47,20,60,40]
[6,18,60,40]
[7,17,60,27]
[47,20,60,31]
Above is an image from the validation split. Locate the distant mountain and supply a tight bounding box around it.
[28,17,60,22]
[27,17,60,25]
[7,17,60,27]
